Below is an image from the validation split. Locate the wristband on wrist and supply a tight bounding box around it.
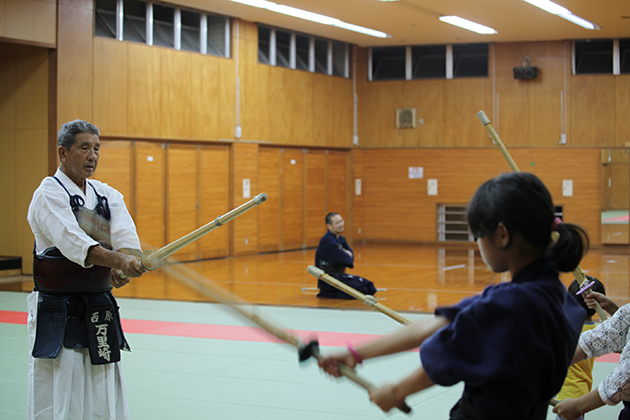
[347,342,363,364]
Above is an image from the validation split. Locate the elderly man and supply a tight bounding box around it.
[27,120,146,420]
[314,212,376,299]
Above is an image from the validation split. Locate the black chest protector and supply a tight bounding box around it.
[33,177,113,293]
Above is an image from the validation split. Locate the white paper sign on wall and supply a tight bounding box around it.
[408,167,424,179]
[243,179,251,198]
[427,179,438,196]
[562,179,573,197]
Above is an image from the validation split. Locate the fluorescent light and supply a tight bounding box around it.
[439,16,497,35]
[558,13,599,30]
[229,0,389,38]
[272,4,338,25]
[523,0,568,15]
[523,0,599,30]
[333,21,388,38]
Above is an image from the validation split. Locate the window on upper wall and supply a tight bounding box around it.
[256,25,351,78]
[332,41,348,77]
[372,47,406,80]
[276,30,291,68]
[153,4,174,48]
[574,40,614,74]
[94,0,230,58]
[122,0,146,43]
[258,26,271,64]
[412,45,446,79]
[295,34,310,71]
[369,43,489,81]
[207,15,229,57]
[453,43,488,78]
[95,0,117,39]
[180,9,201,53]
[622,39,630,74]
[314,38,329,74]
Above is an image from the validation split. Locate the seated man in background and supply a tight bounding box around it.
[315,212,376,299]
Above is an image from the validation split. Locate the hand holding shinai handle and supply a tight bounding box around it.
[307,266,413,326]
[120,193,267,279]
[164,263,412,414]
[477,111,607,322]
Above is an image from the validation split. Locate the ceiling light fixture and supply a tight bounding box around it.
[229,0,389,38]
[523,0,600,30]
[439,16,497,35]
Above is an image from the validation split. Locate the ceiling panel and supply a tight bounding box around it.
[175,0,630,46]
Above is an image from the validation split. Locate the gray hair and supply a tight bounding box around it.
[57,120,100,150]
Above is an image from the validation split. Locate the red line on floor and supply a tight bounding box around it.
[1,310,620,363]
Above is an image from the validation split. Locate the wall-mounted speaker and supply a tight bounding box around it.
[513,66,538,80]
[396,108,417,129]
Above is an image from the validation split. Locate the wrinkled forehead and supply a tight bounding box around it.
[71,132,100,148]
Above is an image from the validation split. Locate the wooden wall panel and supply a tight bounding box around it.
[304,150,327,247]
[93,39,128,136]
[166,144,198,261]
[0,43,49,274]
[189,54,219,140]
[1,0,55,45]
[127,44,161,138]
[242,62,269,142]
[527,53,565,147]
[237,20,352,147]
[616,76,630,147]
[358,81,405,148]
[351,149,365,242]
[327,151,348,217]
[57,1,93,126]
[601,149,630,211]
[128,270,167,300]
[493,41,567,147]
[570,75,616,147]
[331,76,353,147]
[97,140,132,214]
[443,79,489,147]
[5,0,33,41]
[290,71,314,145]
[161,49,191,139]
[312,75,334,146]
[361,148,601,244]
[610,162,629,210]
[281,148,304,250]
[402,79,445,147]
[218,57,236,140]
[134,142,165,251]
[268,68,293,142]
[257,147,281,252]
[199,145,230,259]
[231,142,259,256]
[494,57,529,146]
[0,43,18,130]
[32,0,56,45]
[14,47,48,130]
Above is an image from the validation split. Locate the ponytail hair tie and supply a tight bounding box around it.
[552,217,563,232]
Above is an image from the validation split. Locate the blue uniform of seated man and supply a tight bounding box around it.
[314,212,376,299]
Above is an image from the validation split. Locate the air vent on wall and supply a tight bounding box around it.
[396,108,417,128]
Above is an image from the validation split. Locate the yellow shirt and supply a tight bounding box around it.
[556,322,598,400]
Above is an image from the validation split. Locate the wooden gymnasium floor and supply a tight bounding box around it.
[3,242,630,311]
[0,243,628,420]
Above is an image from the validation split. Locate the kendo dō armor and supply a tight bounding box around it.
[31,176,129,365]
[33,176,112,294]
